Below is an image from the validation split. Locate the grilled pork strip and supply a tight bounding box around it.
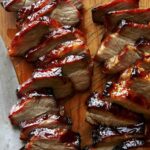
[137,39,150,56]
[20,0,80,28]
[92,0,139,24]
[20,114,71,140]
[118,21,150,41]
[24,128,80,150]
[36,39,85,68]
[26,27,84,62]
[86,92,142,126]
[9,18,60,57]
[92,123,144,147]
[96,21,150,63]
[9,95,58,126]
[104,80,150,117]
[96,33,133,62]
[1,0,37,11]
[106,8,150,31]
[17,67,73,99]
[104,45,141,74]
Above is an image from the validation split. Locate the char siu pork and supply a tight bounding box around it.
[137,39,150,56]
[18,0,80,28]
[20,114,71,140]
[9,17,61,57]
[36,39,85,68]
[9,94,58,126]
[24,128,80,150]
[103,80,150,117]
[104,45,141,74]
[86,92,142,126]
[17,67,73,99]
[106,8,150,31]
[92,0,139,25]
[91,123,144,147]
[26,27,84,62]
[1,0,38,11]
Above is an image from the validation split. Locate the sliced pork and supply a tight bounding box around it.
[36,39,85,68]
[20,114,71,140]
[19,0,80,28]
[104,45,141,74]
[24,128,80,150]
[9,17,60,57]
[91,123,144,147]
[17,67,73,99]
[106,8,150,31]
[92,0,139,24]
[104,80,150,117]
[26,27,85,62]
[1,0,37,11]
[9,95,58,126]
[86,92,142,126]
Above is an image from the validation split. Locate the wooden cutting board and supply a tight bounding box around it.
[0,0,150,148]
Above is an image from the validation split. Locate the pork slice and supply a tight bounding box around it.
[118,21,150,41]
[17,67,73,99]
[86,92,141,126]
[130,73,150,100]
[105,45,141,74]
[17,1,57,28]
[106,8,150,31]
[20,114,70,140]
[26,27,85,62]
[36,39,85,68]
[92,0,139,24]
[25,128,80,150]
[1,0,38,11]
[104,81,150,117]
[137,39,150,56]
[96,33,133,62]
[92,123,144,147]
[9,95,58,126]
[50,0,80,26]
[9,17,60,56]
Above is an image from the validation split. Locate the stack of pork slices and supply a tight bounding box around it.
[84,0,150,150]
[1,0,94,149]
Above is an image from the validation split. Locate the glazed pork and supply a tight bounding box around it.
[92,0,139,24]
[9,94,58,126]
[137,39,150,56]
[24,128,80,150]
[104,45,141,74]
[86,92,142,126]
[20,114,71,140]
[96,21,150,63]
[18,51,92,99]
[17,67,73,99]
[9,17,60,57]
[106,8,150,31]
[103,80,150,117]
[1,0,37,11]
[91,123,144,147]
[36,39,85,68]
[26,27,84,62]
[18,0,80,28]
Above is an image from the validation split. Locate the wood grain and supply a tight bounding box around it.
[0,0,150,148]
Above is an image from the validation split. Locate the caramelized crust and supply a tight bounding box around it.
[26,27,85,62]
[86,92,142,126]
[9,95,58,126]
[9,18,60,56]
[92,0,139,24]
[106,8,150,31]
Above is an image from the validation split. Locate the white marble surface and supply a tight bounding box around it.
[0,37,23,150]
